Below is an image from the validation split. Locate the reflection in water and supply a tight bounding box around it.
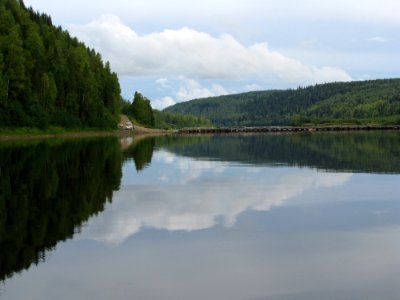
[1,132,400,300]
[122,131,400,174]
[0,138,122,281]
[155,132,400,173]
[81,151,353,244]
[123,137,155,171]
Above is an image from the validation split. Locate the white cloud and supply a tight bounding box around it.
[244,83,263,91]
[176,77,229,102]
[152,77,230,109]
[155,78,170,88]
[152,96,176,110]
[69,15,351,85]
[27,0,400,30]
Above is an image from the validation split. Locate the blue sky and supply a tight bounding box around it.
[24,0,400,109]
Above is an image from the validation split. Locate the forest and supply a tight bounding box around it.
[164,79,400,126]
[0,0,212,131]
[0,0,121,129]
[121,91,212,129]
[2,0,399,131]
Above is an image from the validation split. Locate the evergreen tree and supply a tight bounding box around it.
[165,79,400,126]
[0,0,122,129]
[128,91,155,127]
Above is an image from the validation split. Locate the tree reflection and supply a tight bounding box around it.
[1,131,398,281]
[0,138,122,281]
[123,137,155,171]
[156,132,400,173]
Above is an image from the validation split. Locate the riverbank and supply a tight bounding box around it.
[0,125,171,141]
[4,124,398,140]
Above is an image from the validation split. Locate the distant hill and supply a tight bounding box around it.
[0,0,121,129]
[164,79,400,126]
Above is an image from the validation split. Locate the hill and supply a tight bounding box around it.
[164,79,400,126]
[0,0,121,129]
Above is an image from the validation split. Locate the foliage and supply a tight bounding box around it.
[0,0,121,129]
[153,110,212,129]
[164,79,400,126]
[124,92,155,127]
[123,92,212,129]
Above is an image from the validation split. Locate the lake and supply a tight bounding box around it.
[1,132,400,300]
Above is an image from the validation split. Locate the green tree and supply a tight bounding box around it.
[0,0,122,129]
[39,72,57,110]
[165,79,400,126]
[128,91,155,127]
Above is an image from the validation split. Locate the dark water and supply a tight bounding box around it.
[1,132,400,300]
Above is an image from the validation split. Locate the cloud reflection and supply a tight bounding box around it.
[80,151,352,244]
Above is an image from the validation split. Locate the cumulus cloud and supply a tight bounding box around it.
[69,15,351,85]
[155,78,172,89]
[244,83,263,91]
[80,151,352,244]
[175,77,228,101]
[153,77,229,109]
[152,96,176,110]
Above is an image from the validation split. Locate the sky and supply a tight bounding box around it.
[24,0,400,109]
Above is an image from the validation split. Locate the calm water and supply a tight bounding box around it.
[1,132,400,300]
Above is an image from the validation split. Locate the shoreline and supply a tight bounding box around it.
[178,125,400,134]
[2,124,398,140]
[0,130,126,141]
[0,127,172,141]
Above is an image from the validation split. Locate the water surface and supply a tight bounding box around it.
[1,132,399,299]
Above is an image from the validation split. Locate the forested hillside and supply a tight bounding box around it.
[0,0,121,129]
[153,110,212,129]
[164,79,400,126]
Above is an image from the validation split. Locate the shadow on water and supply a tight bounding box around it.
[0,138,122,281]
[154,131,400,173]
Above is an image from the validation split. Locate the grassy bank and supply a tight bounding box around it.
[0,127,126,140]
[0,125,172,140]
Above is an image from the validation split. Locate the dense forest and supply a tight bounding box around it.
[0,0,121,129]
[153,110,212,129]
[165,79,400,126]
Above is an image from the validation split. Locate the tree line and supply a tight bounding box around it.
[0,0,121,129]
[164,79,400,126]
